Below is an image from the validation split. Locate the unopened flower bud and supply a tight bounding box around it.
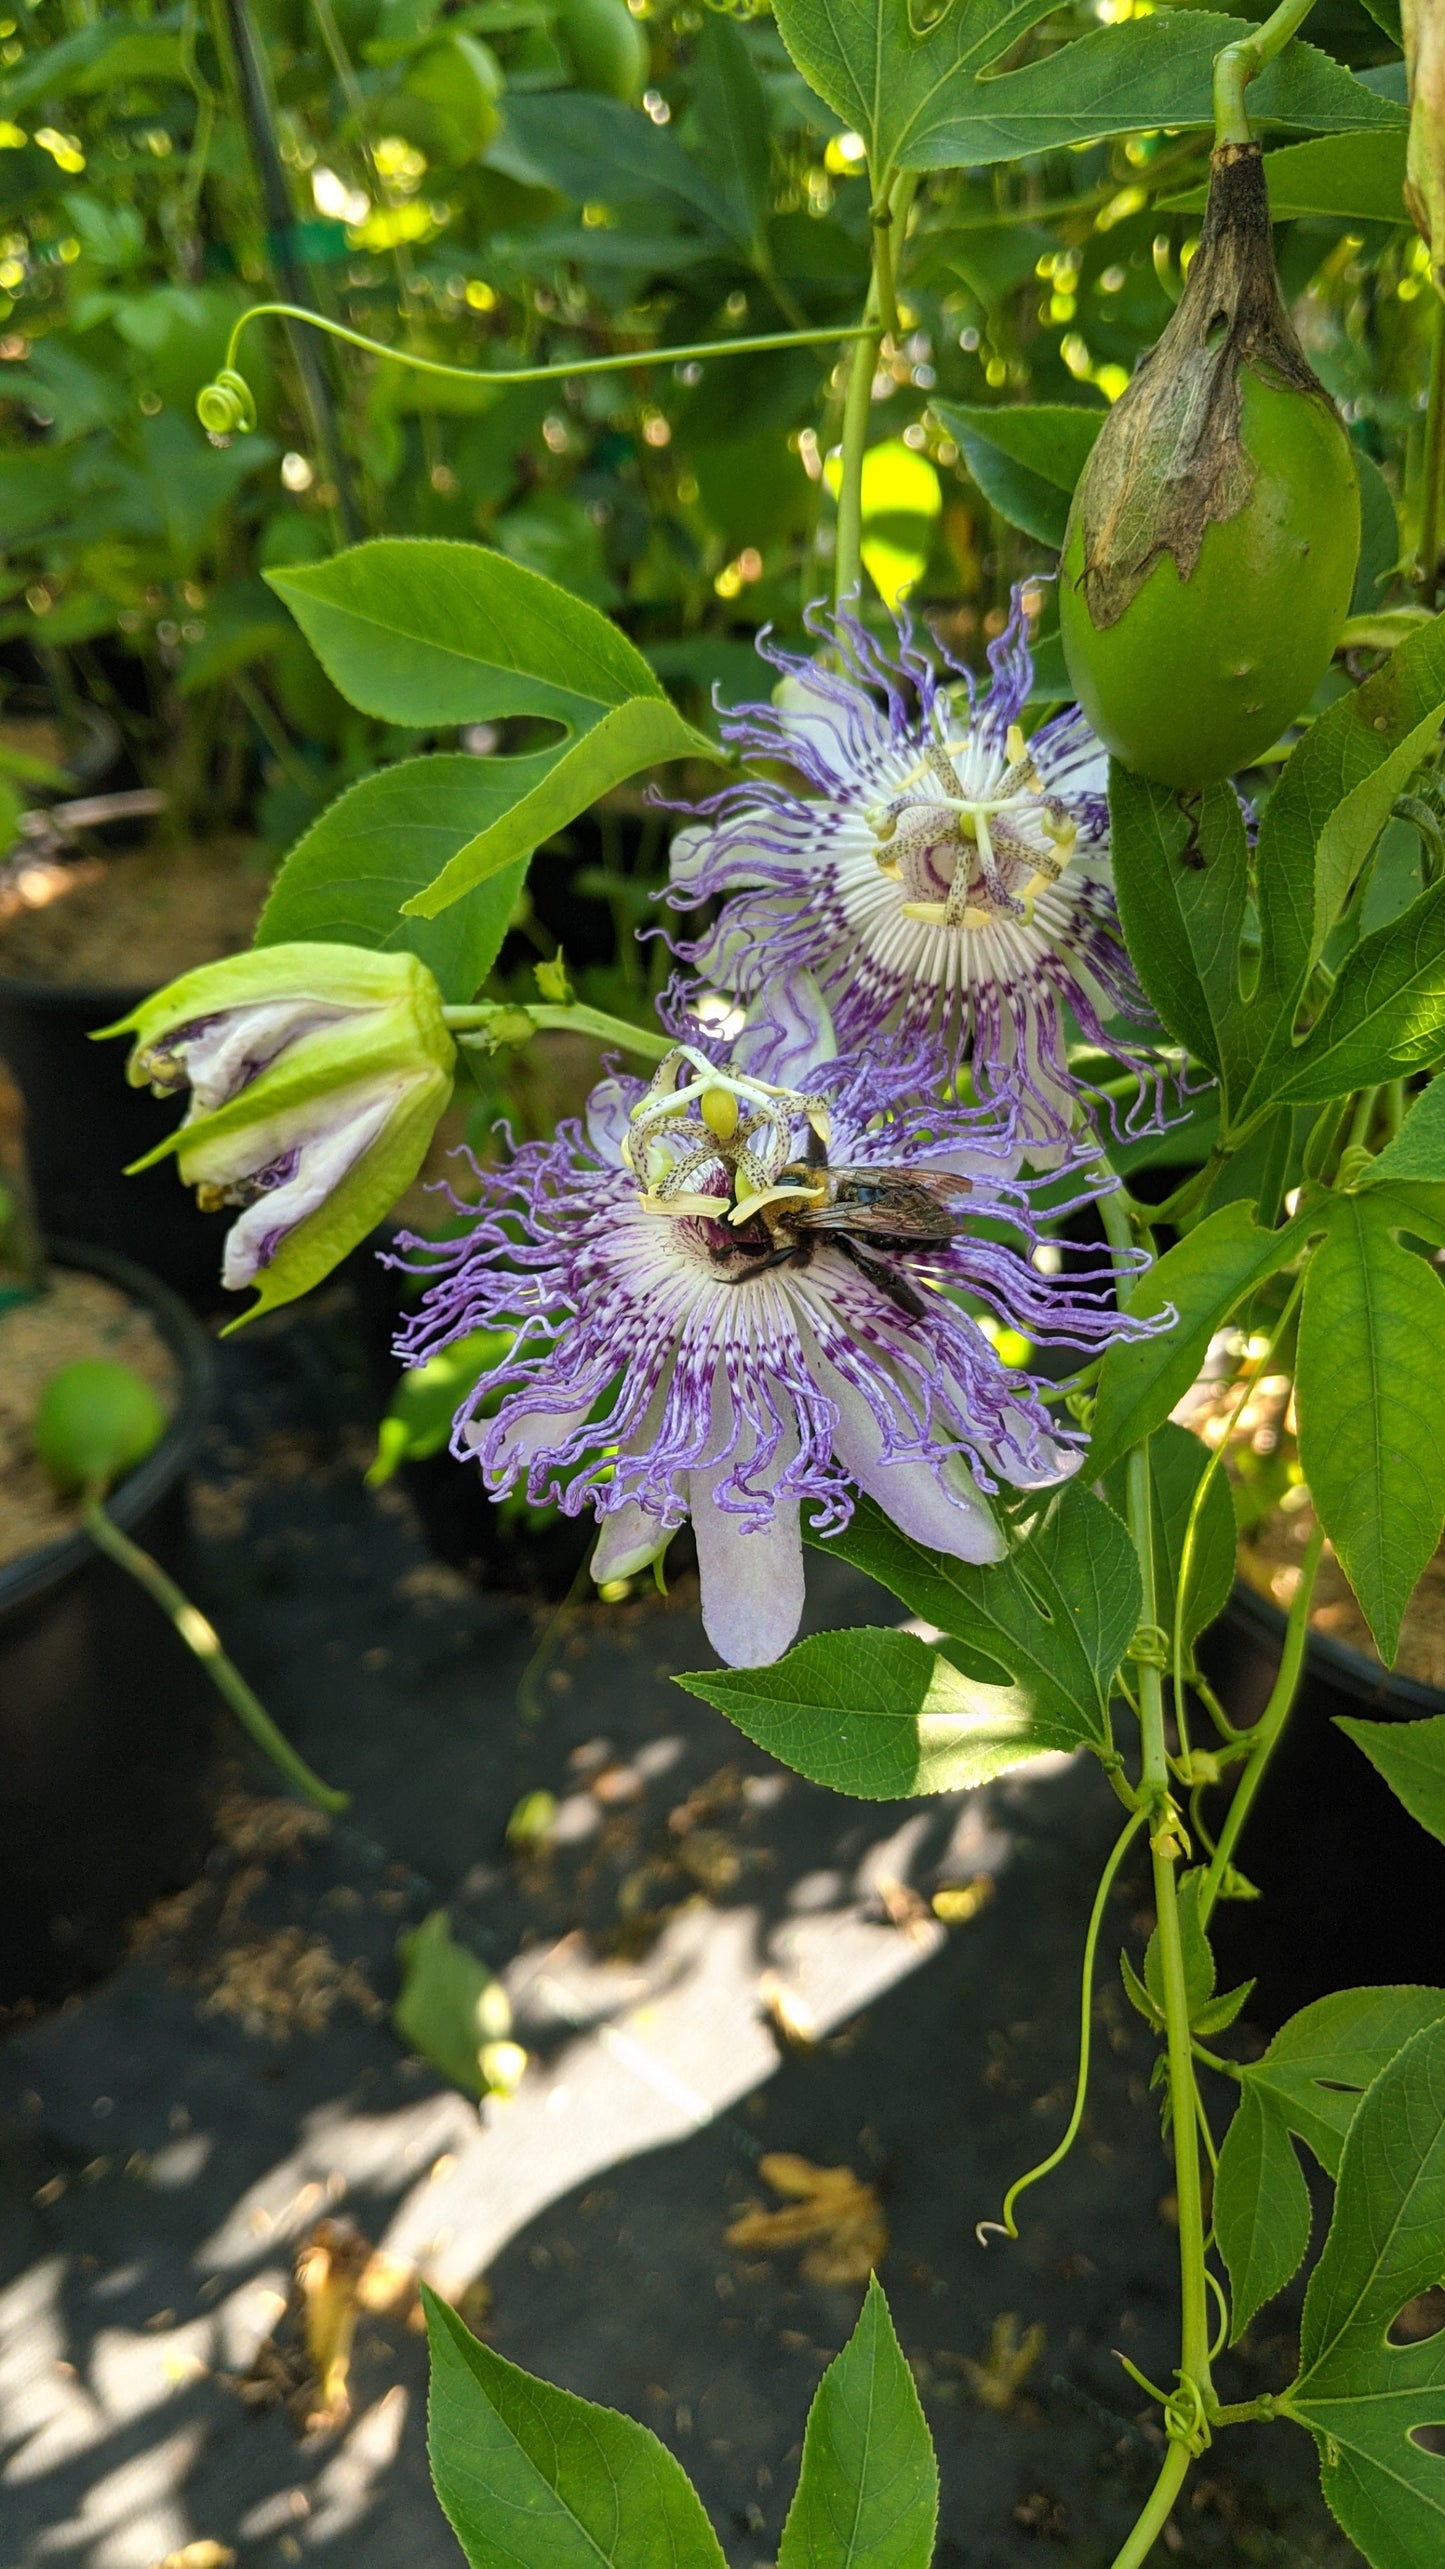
[98,944,455,1323]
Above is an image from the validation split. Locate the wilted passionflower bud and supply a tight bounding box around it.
[99,945,455,1322]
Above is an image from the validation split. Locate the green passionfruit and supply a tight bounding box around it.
[552,0,648,101]
[34,1359,167,1498]
[1059,142,1360,789]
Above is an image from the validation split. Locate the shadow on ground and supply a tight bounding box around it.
[1,1294,1353,2568]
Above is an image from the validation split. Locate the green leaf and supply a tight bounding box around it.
[816,1482,1141,1752]
[1110,765,1252,1107]
[777,2278,937,2569]
[267,541,713,918]
[503,91,738,243]
[255,754,530,1000]
[425,2288,727,2569]
[769,0,1399,180]
[1244,614,1445,1112]
[1296,1194,1445,1661]
[1088,1203,1312,1484]
[1133,1419,1238,1658]
[392,1910,512,2099]
[1164,129,1410,223]
[1248,1987,1445,2180]
[1274,878,1445,1101]
[1215,2081,1314,2342]
[1353,452,1403,619]
[1287,2018,1445,2569]
[674,1627,1086,1799]
[406,697,711,919]
[932,401,1102,548]
[267,537,673,726]
[1360,1078,1445,1187]
[690,14,771,252]
[1337,1716,1445,1850]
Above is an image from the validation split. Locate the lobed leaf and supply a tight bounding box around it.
[1337,1716,1445,1850]
[1109,765,1252,1108]
[1296,1195,1445,1661]
[1087,1203,1313,1484]
[1288,2019,1445,2569]
[931,401,1102,547]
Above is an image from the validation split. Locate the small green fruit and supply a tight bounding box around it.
[35,1360,167,1497]
[1059,142,1360,788]
[552,0,648,101]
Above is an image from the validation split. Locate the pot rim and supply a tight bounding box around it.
[1225,1573,1445,1717]
[0,1240,215,1617]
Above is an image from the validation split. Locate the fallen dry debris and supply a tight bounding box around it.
[214,1790,333,1866]
[240,2220,422,2435]
[152,2546,236,2569]
[872,1874,936,1946]
[201,1927,381,2042]
[757,1971,818,2050]
[724,2153,887,2286]
[961,2311,1047,2417]
[932,1875,994,1926]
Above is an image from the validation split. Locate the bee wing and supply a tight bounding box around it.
[801,1170,967,1240]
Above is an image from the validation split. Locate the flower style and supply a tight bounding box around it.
[394,997,1158,1669]
[665,591,1158,1143]
[103,944,455,1320]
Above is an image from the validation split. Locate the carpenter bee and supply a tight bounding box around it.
[712,1123,971,1323]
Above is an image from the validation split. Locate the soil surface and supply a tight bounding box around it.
[1241,1494,1445,1691]
[0,1269,178,1569]
[0,839,267,989]
[0,1289,1356,2568]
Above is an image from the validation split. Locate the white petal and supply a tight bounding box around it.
[178,1000,346,1111]
[668,818,774,895]
[775,667,885,773]
[220,1092,392,1289]
[592,1499,669,1583]
[476,1395,595,1477]
[822,1364,1004,1563]
[688,1474,804,1667]
[732,970,836,1087]
[586,1076,633,1159]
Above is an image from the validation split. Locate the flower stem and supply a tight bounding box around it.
[444,1000,673,1061]
[1109,2445,1193,2569]
[79,1494,349,1814]
[1213,0,1319,148]
[1197,1520,1325,1928]
[1420,295,1445,607]
[834,170,917,612]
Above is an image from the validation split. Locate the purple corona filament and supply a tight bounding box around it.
[393,1028,1162,1671]
[663,589,1165,1144]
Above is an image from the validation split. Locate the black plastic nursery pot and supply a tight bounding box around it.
[1199,1580,1445,2027]
[0,1242,219,2010]
[0,972,231,1309]
[350,1234,598,1602]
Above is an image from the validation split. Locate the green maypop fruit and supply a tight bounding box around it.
[1059,142,1360,789]
[552,0,647,101]
[98,944,455,1328]
[35,1360,168,1498]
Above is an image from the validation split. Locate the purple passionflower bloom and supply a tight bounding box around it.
[665,591,1158,1144]
[394,990,1158,1669]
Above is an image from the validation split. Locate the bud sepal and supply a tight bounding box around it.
[97,944,455,1325]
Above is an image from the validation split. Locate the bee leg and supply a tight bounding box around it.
[709,1240,800,1284]
[834,1235,929,1323]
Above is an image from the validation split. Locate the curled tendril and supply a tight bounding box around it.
[196,369,256,437]
[1163,2374,1212,2457]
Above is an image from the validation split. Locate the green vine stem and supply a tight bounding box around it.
[834,170,918,612]
[198,307,874,436]
[1197,1520,1326,1928]
[1213,0,1320,147]
[979,1805,1146,2242]
[1420,295,1445,607]
[80,1495,349,1814]
[1100,1187,1214,2566]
